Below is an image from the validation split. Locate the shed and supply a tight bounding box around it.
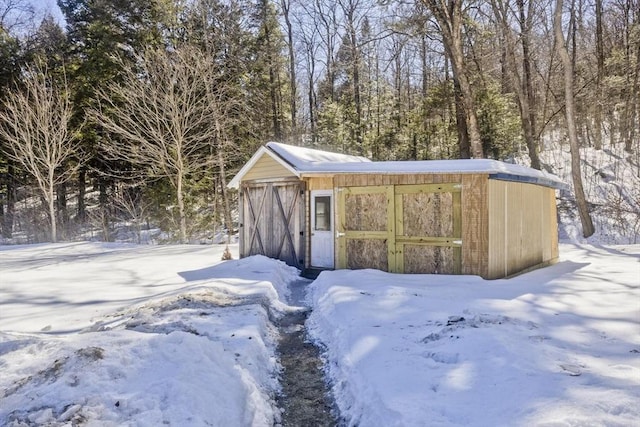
[228,142,565,279]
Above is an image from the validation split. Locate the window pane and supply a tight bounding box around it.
[315,196,331,231]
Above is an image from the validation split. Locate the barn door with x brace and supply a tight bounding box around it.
[240,181,305,268]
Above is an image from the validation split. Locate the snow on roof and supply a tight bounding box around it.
[266,141,371,168]
[230,142,566,190]
[298,158,566,189]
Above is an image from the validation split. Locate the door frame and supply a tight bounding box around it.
[310,189,335,268]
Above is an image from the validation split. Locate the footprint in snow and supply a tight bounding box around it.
[559,363,583,376]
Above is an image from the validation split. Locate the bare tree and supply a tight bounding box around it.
[0,0,35,34]
[421,0,484,159]
[490,0,542,169]
[91,46,230,243]
[281,0,298,136]
[554,0,595,238]
[111,184,152,244]
[0,64,83,242]
[296,6,320,142]
[593,0,604,150]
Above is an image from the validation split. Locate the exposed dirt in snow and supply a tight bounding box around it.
[276,279,337,427]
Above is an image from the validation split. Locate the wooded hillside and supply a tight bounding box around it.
[0,0,638,243]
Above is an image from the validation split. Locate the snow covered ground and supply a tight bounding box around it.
[0,243,302,426]
[307,243,640,426]
[1,242,638,426]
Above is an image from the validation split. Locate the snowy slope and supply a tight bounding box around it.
[0,243,301,426]
[307,244,640,426]
[524,143,639,244]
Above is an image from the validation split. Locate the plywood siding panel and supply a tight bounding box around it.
[404,245,455,274]
[462,174,489,277]
[347,239,388,271]
[345,193,387,231]
[402,192,454,237]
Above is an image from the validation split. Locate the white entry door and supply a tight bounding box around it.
[310,190,334,268]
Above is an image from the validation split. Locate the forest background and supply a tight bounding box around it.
[0,0,638,245]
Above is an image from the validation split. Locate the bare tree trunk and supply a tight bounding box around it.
[259,3,283,140]
[218,149,234,244]
[1,163,15,239]
[453,77,471,159]
[594,0,604,150]
[623,1,639,153]
[554,0,595,238]
[299,9,319,143]
[339,0,364,155]
[421,33,429,158]
[281,0,297,136]
[269,65,282,140]
[77,168,86,222]
[176,170,187,243]
[520,0,541,167]
[316,0,338,103]
[423,0,483,159]
[48,179,57,243]
[98,178,111,242]
[631,39,640,155]
[492,0,541,169]
[56,181,68,239]
[308,65,317,143]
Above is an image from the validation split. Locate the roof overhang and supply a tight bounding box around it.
[488,172,569,190]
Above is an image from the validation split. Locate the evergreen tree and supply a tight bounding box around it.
[58,0,166,228]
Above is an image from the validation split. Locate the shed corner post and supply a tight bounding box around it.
[336,187,347,269]
[394,191,404,274]
[386,185,397,273]
[299,181,307,269]
[238,184,244,259]
[461,174,490,278]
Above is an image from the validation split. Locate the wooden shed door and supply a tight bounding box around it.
[337,183,462,274]
[241,181,305,268]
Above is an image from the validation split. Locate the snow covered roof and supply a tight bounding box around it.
[267,141,371,167]
[228,142,566,190]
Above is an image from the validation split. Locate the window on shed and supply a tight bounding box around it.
[314,196,331,231]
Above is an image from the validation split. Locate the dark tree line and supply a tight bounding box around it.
[0,0,638,242]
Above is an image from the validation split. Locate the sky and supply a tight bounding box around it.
[37,0,65,25]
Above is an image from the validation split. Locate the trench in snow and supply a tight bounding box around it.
[275,278,338,427]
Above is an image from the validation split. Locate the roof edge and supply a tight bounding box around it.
[227,145,300,189]
[489,172,568,190]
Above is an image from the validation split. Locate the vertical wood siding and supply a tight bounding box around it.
[487,180,559,279]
